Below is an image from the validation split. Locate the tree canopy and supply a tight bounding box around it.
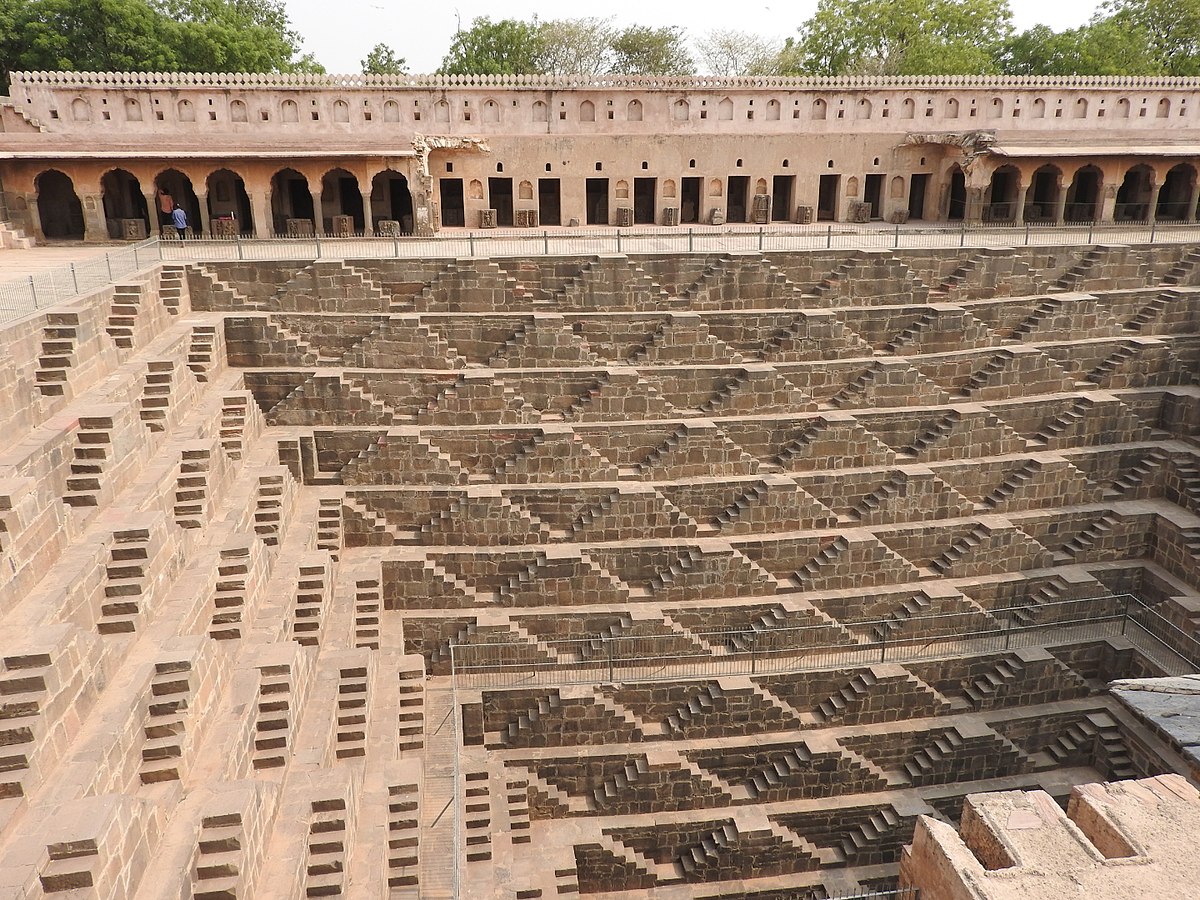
[0,0,322,86]
[610,26,693,76]
[361,42,408,75]
[437,17,544,75]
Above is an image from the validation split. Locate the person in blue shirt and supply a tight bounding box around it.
[171,204,188,240]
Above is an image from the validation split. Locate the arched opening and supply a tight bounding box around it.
[985,165,1020,222]
[1115,165,1155,222]
[1024,165,1061,222]
[282,99,299,123]
[371,169,414,234]
[125,98,142,122]
[673,99,689,121]
[36,170,85,240]
[270,168,315,235]
[1117,98,1131,118]
[1157,98,1171,118]
[1033,98,1046,118]
[946,166,966,221]
[719,97,734,120]
[435,100,451,123]
[333,100,350,123]
[812,99,827,120]
[177,99,195,122]
[1156,164,1195,221]
[579,100,595,122]
[230,100,248,123]
[988,97,1003,118]
[766,99,780,120]
[206,169,254,236]
[901,98,915,119]
[856,98,872,119]
[483,99,500,123]
[71,98,90,122]
[154,168,202,235]
[1073,98,1088,118]
[384,100,400,122]
[100,168,150,239]
[945,97,959,119]
[627,99,643,121]
[320,168,364,234]
[1065,165,1102,222]
[532,100,548,123]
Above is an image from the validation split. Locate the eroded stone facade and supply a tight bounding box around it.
[4,72,1200,241]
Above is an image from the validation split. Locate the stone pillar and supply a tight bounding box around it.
[79,193,107,242]
[310,190,324,235]
[1100,185,1118,224]
[1187,179,1200,223]
[1148,180,1162,223]
[965,187,985,225]
[250,190,273,238]
[360,190,374,235]
[1013,182,1029,225]
[196,192,211,237]
[26,192,45,242]
[143,191,160,235]
[1053,182,1069,225]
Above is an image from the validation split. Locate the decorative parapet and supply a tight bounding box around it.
[11,71,1200,91]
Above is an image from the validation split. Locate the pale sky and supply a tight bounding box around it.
[282,0,1106,74]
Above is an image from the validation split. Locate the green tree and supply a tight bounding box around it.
[438,16,544,75]
[0,0,320,87]
[610,25,694,75]
[1102,0,1200,75]
[796,0,1013,75]
[1000,20,1161,75]
[361,42,408,75]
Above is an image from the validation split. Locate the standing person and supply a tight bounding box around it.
[158,189,173,228]
[171,204,189,240]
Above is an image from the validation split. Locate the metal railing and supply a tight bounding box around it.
[449,594,1200,688]
[0,238,161,324]
[7,218,1200,324]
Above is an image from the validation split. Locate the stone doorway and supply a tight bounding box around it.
[100,168,149,239]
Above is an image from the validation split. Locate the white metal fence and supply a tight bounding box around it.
[6,220,1200,325]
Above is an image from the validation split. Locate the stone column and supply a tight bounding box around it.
[1053,182,1069,225]
[360,189,374,235]
[1187,178,1200,223]
[1148,179,1162,223]
[310,190,324,235]
[1013,182,1029,225]
[250,188,273,238]
[965,187,985,225]
[80,192,107,242]
[195,192,211,237]
[26,193,45,242]
[1100,185,1118,224]
[143,191,160,235]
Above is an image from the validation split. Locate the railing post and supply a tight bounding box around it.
[70,263,78,294]
[1088,221,1094,244]
[758,226,764,250]
[543,229,549,255]
[1025,221,1030,246]
[750,632,758,675]
[1121,593,1131,635]
[105,253,113,281]
[688,227,694,252]
[826,225,832,249]
[132,245,139,270]
[1004,614,1012,650]
[880,631,887,663]
[314,230,321,259]
[616,229,622,253]
[606,638,614,683]
[893,222,900,248]
[237,232,244,261]
[29,275,38,308]
[959,222,966,248]
[1150,219,1157,244]
[468,232,475,256]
